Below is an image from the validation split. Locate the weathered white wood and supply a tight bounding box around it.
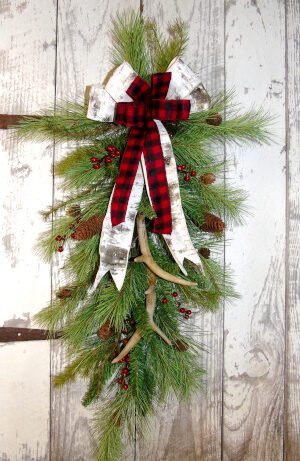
[137,1,225,460]
[51,1,140,459]
[286,0,300,459]
[0,1,57,459]
[0,341,50,461]
[0,0,56,326]
[223,1,286,460]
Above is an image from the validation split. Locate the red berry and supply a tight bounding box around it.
[186,309,192,316]
[172,292,178,298]
[111,153,116,158]
[162,298,168,304]
[58,246,63,252]
[93,163,101,170]
[115,149,121,156]
[184,175,191,182]
[90,157,98,163]
[181,164,187,170]
[123,367,129,375]
[122,383,128,391]
[118,358,124,363]
[125,356,130,363]
[184,313,190,319]
[106,145,114,152]
[180,307,186,313]
[55,235,62,241]
[177,165,183,171]
[70,233,76,239]
[117,378,123,384]
[105,157,112,164]
[191,170,197,177]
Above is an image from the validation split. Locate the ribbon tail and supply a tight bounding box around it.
[142,120,203,274]
[90,163,144,292]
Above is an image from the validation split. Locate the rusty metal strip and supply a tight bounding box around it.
[0,114,29,129]
[0,327,62,342]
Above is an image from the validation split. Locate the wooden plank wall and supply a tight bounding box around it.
[0,1,299,460]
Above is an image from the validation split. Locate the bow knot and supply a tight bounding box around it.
[112,72,190,234]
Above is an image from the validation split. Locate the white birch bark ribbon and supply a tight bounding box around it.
[86,59,210,291]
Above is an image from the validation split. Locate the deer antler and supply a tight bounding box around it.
[111,272,172,364]
[134,214,197,287]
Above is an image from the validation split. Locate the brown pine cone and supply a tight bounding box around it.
[200,173,216,185]
[66,204,81,219]
[174,339,189,352]
[199,247,210,259]
[97,320,112,340]
[72,215,104,241]
[201,213,225,233]
[56,287,73,299]
[206,113,222,126]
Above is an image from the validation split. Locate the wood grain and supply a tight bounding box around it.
[50,2,140,460]
[137,2,224,460]
[0,1,56,459]
[285,0,300,459]
[223,1,286,460]
[0,0,56,326]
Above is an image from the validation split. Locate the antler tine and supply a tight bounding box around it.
[111,273,172,364]
[111,331,142,364]
[145,272,172,345]
[134,214,197,287]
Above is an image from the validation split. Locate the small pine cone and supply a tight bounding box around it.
[97,320,112,340]
[201,213,225,233]
[66,204,81,219]
[72,215,104,241]
[174,339,189,352]
[206,113,222,126]
[199,247,210,259]
[56,287,72,299]
[200,173,216,185]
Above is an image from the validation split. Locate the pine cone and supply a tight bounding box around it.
[66,204,81,219]
[201,213,225,233]
[206,113,222,126]
[97,320,112,340]
[56,287,73,299]
[174,339,189,352]
[199,247,210,259]
[200,172,216,185]
[72,215,104,240]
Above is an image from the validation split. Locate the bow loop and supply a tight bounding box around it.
[151,72,171,99]
[114,102,147,127]
[150,99,191,122]
[126,76,150,102]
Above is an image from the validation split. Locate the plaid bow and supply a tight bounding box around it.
[111,72,191,234]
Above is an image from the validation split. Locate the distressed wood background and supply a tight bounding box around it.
[0,0,298,460]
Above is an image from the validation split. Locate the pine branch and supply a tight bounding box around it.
[110,11,150,80]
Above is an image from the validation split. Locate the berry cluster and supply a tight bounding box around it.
[90,145,122,170]
[114,322,136,391]
[55,234,65,252]
[177,164,197,182]
[116,351,130,391]
[161,291,193,319]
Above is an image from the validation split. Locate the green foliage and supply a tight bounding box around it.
[111,11,150,79]
[146,19,188,72]
[12,10,273,461]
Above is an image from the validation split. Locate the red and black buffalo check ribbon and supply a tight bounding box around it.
[111,72,191,235]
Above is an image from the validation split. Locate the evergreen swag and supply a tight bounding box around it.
[14,11,271,461]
